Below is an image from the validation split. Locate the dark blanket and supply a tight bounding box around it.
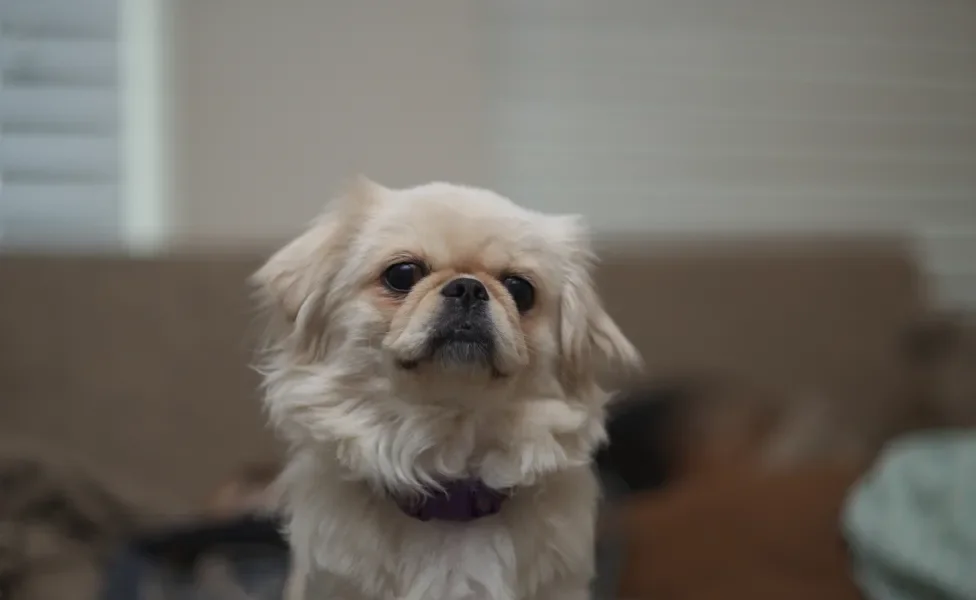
[101,515,289,600]
[0,448,134,600]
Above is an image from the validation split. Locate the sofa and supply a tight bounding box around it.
[0,235,926,598]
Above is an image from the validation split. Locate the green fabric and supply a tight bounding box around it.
[842,431,976,600]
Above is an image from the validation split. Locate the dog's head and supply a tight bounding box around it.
[253,179,640,491]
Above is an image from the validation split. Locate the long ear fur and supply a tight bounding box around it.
[251,176,383,326]
[556,217,642,388]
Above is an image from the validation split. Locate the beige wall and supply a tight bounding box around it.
[170,0,489,247]
[166,1,976,310]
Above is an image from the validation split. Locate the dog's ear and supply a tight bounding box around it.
[251,176,384,323]
[554,217,642,388]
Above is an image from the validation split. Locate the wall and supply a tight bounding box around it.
[170,0,490,246]
[487,0,976,306]
[166,0,976,306]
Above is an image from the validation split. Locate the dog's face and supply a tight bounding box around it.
[365,188,566,384]
[253,179,640,490]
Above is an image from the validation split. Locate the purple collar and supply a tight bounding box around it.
[392,479,509,522]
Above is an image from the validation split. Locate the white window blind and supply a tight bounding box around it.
[0,0,120,248]
[488,0,976,307]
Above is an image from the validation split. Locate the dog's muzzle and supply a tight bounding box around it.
[427,277,495,367]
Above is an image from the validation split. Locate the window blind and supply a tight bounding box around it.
[0,0,120,248]
[488,0,976,308]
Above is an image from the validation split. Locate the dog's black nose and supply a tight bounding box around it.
[441,277,489,303]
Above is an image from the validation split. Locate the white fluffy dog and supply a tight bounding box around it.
[252,178,640,600]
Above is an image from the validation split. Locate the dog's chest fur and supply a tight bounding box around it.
[282,453,597,600]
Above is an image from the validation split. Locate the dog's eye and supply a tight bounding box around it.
[502,276,535,313]
[383,262,426,293]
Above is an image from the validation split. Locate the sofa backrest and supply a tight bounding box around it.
[0,237,923,512]
[596,237,924,401]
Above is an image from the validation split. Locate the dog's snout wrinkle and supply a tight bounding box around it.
[441,277,489,305]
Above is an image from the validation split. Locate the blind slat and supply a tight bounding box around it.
[0,86,117,131]
[2,37,116,85]
[0,218,119,248]
[0,0,117,39]
[0,183,119,246]
[1,133,117,178]
[0,183,117,215]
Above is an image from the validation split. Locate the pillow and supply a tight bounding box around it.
[616,463,865,600]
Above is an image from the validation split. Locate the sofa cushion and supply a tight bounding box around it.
[616,462,865,600]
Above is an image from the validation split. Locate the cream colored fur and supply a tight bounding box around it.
[252,179,640,600]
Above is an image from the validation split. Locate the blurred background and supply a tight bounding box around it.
[0,1,975,599]
[2,0,975,304]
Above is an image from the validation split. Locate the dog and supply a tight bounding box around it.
[251,178,641,600]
